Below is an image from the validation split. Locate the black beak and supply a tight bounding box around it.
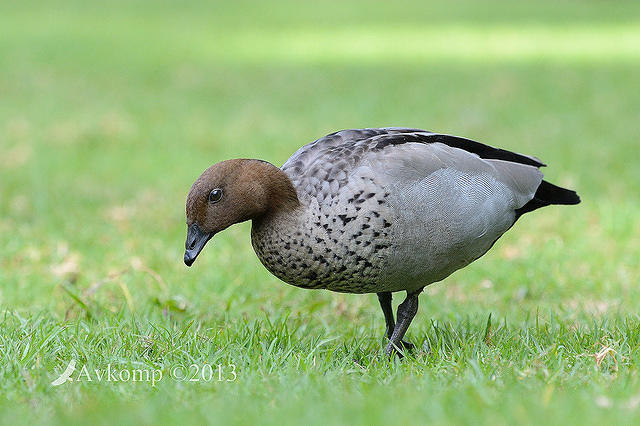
[184,223,213,266]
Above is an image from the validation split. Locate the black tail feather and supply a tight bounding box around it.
[515,180,580,218]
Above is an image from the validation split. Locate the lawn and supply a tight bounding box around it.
[1,0,639,424]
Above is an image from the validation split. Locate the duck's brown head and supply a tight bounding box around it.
[184,159,299,266]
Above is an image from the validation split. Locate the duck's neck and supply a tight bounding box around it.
[248,160,301,220]
[249,164,305,285]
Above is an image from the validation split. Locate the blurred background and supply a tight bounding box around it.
[2,0,638,315]
[2,0,640,422]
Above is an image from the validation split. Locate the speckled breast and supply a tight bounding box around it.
[250,189,396,294]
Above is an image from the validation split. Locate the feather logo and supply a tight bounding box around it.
[51,359,76,386]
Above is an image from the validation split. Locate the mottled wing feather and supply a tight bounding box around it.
[282,127,428,172]
[282,128,544,203]
[282,128,429,200]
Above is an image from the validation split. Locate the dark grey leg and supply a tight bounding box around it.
[385,288,423,357]
[377,292,395,339]
[377,291,415,352]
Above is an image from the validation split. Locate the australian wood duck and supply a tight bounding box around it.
[184,128,580,356]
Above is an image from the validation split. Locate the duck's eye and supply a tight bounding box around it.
[208,188,223,203]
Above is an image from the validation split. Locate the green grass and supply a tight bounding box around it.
[1,0,639,424]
